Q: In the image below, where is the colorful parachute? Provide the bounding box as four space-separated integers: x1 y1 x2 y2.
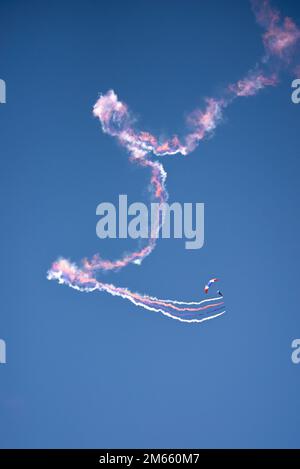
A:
204 278 219 294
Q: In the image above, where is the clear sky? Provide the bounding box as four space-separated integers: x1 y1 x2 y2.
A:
0 0 300 448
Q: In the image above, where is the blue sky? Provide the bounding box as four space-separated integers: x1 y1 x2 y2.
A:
0 0 300 448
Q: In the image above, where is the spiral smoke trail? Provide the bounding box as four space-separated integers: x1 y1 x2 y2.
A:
48 0 300 323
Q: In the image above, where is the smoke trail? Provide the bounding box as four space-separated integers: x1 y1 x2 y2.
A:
252 0 300 59
48 0 300 323
47 259 225 323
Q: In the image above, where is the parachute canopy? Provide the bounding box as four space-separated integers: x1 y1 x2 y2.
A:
204 278 219 294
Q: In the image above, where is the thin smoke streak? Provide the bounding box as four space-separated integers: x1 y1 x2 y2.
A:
47 268 225 323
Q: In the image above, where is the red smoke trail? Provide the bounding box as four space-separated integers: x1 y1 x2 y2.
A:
48 1 300 323
47 259 225 323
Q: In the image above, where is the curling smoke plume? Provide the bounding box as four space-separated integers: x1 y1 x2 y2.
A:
48 0 300 323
